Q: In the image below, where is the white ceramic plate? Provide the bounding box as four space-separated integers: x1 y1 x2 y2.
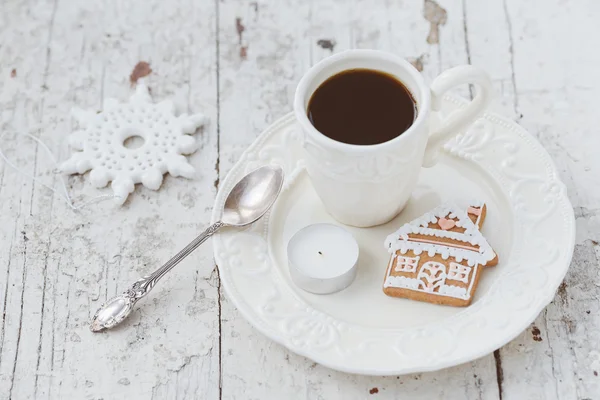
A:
212 96 575 375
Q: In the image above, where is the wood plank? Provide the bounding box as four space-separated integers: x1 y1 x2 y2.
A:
217 0 500 398
0 3 61 399
0 0 220 399
461 1 519 397
463 0 517 119
482 0 600 399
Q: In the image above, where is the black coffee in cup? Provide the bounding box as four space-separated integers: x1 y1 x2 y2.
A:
307 69 417 146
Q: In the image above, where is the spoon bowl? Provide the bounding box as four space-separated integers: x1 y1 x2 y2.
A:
223 165 284 226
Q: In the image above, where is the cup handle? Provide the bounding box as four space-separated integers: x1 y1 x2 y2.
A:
422 65 493 167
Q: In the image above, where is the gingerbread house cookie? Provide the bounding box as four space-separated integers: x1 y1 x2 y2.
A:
383 202 498 307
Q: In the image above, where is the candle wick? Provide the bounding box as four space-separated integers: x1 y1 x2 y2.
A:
318 251 323 255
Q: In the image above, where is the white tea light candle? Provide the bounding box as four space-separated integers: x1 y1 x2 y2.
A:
287 223 359 294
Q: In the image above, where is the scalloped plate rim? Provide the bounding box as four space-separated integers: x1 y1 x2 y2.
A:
211 96 576 375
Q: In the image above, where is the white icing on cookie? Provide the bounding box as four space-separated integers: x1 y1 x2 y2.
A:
437 284 468 298
383 275 470 300
468 199 485 208
384 203 496 267
384 275 420 290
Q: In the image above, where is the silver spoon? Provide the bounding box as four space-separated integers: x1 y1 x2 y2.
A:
90 165 284 332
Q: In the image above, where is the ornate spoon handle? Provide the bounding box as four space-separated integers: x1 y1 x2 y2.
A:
131 221 225 299
91 221 224 332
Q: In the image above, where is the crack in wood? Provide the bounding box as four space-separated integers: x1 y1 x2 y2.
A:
56 278 72 398
542 309 562 399
493 349 504 400
461 0 474 99
9 212 28 400
0 158 5 199
216 2 223 399
502 0 520 119
114 231 124 298
574 206 600 219
28 135 40 217
48 255 60 399
250 1 258 17
42 0 58 86
216 266 223 400
215 1 221 193
0 237 15 369
34 202 55 399
104 248 109 303
29 0 59 218
473 372 484 400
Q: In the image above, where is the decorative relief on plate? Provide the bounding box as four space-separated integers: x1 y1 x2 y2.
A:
393 326 458 363
258 288 352 356
442 97 567 300
244 125 304 175
443 119 495 162
221 233 271 276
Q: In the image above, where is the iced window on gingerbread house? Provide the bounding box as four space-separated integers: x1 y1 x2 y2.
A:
447 262 472 283
394 255 420 273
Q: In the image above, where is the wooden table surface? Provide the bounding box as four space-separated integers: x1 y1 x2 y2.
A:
0 0 598 399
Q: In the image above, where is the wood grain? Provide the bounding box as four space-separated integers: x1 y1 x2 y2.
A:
0 0 597 398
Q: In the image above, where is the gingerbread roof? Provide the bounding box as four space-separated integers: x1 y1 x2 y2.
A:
384 202 496 267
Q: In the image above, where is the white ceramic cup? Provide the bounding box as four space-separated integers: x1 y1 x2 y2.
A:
294 49 493 228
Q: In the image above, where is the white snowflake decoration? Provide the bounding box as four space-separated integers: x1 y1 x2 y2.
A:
61 83 206 205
